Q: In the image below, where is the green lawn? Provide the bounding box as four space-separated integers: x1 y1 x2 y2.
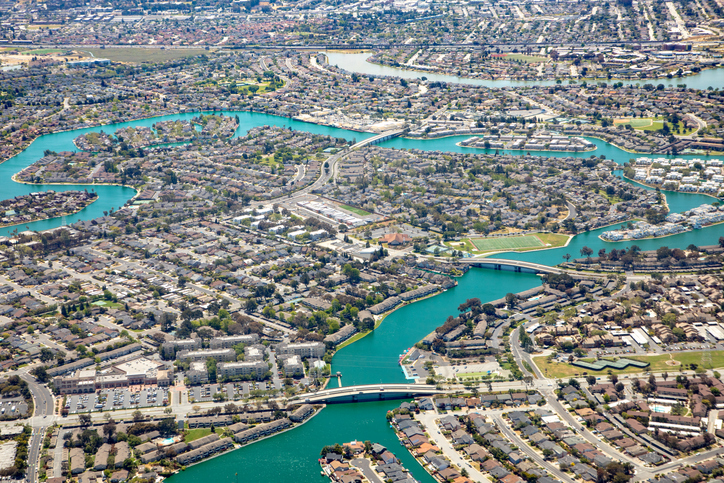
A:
445 239 477 253
533 351 724 379
91 300 124 309
340 204 371 216
614 117 697 136
505 53 548 63
471 235 543 251
535 233 570 247
25 48 65 55
81 48 213 63
184 428 224 443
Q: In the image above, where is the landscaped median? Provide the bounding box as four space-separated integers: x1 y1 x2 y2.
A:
533 351 724 378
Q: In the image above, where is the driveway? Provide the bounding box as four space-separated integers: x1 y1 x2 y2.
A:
351 457 385 483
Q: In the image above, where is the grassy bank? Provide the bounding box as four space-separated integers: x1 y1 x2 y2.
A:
533 351 724 378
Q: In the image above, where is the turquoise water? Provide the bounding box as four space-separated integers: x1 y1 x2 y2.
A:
4 110 720 239
0 112 372 237
166 268 539 483
326 52 724 90
4 105 723 483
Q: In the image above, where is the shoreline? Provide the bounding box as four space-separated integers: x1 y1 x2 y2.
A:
0 195 100 231
456 140 597 153
334 288 448 354
364 55 723 84
171 405 324 474
620 173 720 202
597 217 724 243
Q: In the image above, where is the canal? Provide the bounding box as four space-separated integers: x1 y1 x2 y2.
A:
325 51 724 91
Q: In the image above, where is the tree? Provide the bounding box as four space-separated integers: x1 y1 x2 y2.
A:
79 413 92 427
40 347 54 362
342 263 361 283
158 418 177 435
245 298 258 312
580 246 593 262
31 366 49 383
102 421 116 441
132 410 144 422
505 293 516 309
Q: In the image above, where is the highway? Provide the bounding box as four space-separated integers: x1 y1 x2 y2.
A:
28 40 724 51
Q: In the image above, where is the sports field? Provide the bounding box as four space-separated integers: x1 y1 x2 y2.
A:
340 204 371 216
505 53 548 63
471 235 544 251
614 118 654 128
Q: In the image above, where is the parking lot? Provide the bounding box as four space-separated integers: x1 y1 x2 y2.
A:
65 387 169 414
188 382 275 402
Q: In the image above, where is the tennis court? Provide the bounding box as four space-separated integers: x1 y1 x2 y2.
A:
471 235 544 251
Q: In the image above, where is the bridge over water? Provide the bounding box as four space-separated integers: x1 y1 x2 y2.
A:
291 384 444 404
459 258 563 274
351 129 405 149
457 258 608 278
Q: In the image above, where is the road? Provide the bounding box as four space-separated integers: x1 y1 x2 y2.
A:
510 325 545 379
491 414 576 483
20 371 55 483
26 425 47 483
415 410 490 482
564 201 577 221
542 387 653 480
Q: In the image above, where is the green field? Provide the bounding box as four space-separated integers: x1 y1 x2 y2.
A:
505 53 548 63
616 118 654 128
81 48 213 63
25 48 65 55
91 300 123 309
184 428 224 442
534 351 724 378
614 117 697 136
471 235 544 251
340 204 371 216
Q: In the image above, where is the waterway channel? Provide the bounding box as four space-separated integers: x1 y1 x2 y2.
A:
166 270 541 483
2 70 724 482
325 52 724 91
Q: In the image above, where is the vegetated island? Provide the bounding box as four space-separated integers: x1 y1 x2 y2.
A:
0 190 97 229
73 114 240 152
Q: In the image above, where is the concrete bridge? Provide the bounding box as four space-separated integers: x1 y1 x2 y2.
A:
458 258 608 278
351 129 405 149
459 258 564 274
291 384 444 404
